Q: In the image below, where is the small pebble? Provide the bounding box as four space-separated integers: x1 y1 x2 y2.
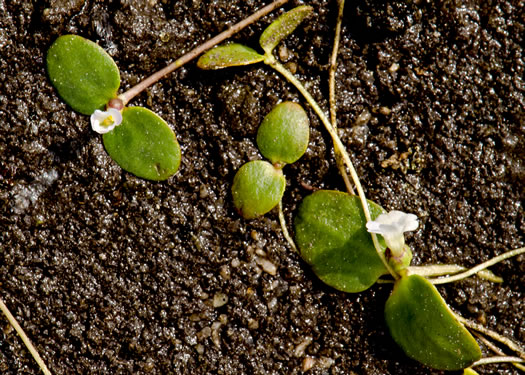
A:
213 292 228 308
255 256 277 275
302 357 316 371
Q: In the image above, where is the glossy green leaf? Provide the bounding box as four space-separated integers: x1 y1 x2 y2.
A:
294 190 387 292
197 43 264 70
257 101 309 166
232 160 286 219
259 5 313 55
385 274 481 370
103 107 181 181
47 35 120 115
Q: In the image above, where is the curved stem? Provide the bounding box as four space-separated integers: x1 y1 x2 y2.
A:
278 200 298 253
0 295 52 375
328 0 353 195
407 264 502 283
428 247 524 285
455 314 525 360
473 332 525 372
471 356 524 367
267 58 398 279
118 0 290 105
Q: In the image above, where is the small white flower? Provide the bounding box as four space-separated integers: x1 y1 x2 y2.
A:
90 108 122 134
366 210 419 257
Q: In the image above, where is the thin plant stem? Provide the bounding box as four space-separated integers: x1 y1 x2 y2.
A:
471 356 524 367
0 295 52 375
278 200 298 253
407 264 502 283
266 57 398 279
118 0 290 105
428 247 525 285
328 0 344 129
328 0 353 194
474 332 525 372
455 314 525 360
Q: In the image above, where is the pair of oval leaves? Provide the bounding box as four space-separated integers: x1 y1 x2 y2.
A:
47 35 180 180
197 5 313 70
294 190 481 370
232 102 309 219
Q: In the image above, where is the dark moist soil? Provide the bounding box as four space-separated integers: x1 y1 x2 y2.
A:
1 0 523 374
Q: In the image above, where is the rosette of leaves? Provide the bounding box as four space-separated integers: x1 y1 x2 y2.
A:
294 190 481 370
232 101 309 219
47 35 181 180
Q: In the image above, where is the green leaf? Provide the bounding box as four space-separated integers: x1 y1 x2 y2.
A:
385 274 481 370
259 5 313 55
47 35 120 115
294 190 387 292
197 43 264 70
257 101 309 165
103 107 181 181
232 160 286 219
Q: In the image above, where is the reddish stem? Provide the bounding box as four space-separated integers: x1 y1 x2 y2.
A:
118 0 290 105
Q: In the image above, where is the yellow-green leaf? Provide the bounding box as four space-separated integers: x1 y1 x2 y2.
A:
257 101 309 165
259 5 313 55
197 43 264 70
232 160 285 219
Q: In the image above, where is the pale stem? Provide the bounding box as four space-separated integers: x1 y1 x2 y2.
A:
471 356 524 367
278 200 298 253
455 314 525 359
118 0 290 105
267 58 398 279
328 0 344 128
428 247 524 285
328 0 353 194
407 264 502 283
0 296 52 375
473 332 525 372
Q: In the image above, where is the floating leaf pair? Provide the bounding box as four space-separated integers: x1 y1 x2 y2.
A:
232 101 309 219
47 35 181 180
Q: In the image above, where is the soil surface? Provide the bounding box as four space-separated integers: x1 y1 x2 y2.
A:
1 0 523 374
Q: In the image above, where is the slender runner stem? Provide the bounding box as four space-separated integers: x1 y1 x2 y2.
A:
118 0 290 105
471 356 524 367
267 57 398 279
456 314 525 360
0 296 52 375
428 247 524 285
328 0 353 194
278 201 298 253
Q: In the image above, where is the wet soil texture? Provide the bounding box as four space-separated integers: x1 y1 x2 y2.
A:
1 0 523 374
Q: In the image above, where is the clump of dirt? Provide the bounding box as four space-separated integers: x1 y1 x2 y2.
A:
0 1 523 374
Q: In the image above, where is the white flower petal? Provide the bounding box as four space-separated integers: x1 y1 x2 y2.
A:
107 108 122 126
365 221 384 233
90 108 123 134
366 210 419 257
